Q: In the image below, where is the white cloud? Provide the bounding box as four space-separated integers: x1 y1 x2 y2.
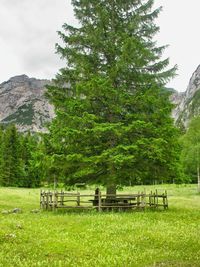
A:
0 0 75 82
155 0 200 91
0 0 200 92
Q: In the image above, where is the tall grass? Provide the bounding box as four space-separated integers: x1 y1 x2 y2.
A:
0 184 200 267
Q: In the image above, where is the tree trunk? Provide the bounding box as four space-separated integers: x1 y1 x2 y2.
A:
106 184 117 199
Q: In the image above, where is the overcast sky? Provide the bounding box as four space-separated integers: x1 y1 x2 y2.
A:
0 0 200 92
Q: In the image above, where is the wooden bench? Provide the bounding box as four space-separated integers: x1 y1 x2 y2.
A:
89 196 136 210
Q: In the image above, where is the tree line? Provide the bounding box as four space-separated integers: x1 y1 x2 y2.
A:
0 118 199 189
0 125 42 187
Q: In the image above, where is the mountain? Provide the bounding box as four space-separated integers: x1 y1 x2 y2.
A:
171 65 200 129
2 67 200 133
0 75 55 132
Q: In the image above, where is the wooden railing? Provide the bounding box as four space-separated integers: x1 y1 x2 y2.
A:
40 190 168 211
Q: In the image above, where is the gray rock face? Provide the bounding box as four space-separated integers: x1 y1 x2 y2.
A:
0 75 55 132
170 91 185 122
171 65 200 128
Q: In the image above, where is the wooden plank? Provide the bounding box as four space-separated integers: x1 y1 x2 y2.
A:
98 191 102 212
77 192 80 206
56 206 94 209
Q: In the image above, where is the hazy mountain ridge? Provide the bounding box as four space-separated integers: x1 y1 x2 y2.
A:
0 75 55 132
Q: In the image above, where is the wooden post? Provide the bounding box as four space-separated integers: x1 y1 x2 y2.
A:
46 191 49 211
156 189 158 208
77 192 80 206
40 190 42 209
53 191 58 211
162 192 165 209
49 191 52 210
148 191 151 207
98 190 102 212
137 191 140 209
144 189 146 209
165 190 168 209
53 191 56 211
149 191 152 207
60 190 62 206
41 190 45 210
94 188 99 208
153 192 156 208
141 191 145 209
43 191 45 210
61 190 64 206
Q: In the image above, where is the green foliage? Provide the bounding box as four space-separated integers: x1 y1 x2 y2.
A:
2 102 35 126
20 132 42 187
0 125 24 186
0 125 41 187
47 82 181 186
176 90 200 131
46 0 180 186
180 116 200 183
188 90 200 120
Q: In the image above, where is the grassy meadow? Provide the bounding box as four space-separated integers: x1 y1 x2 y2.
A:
0 184 200 267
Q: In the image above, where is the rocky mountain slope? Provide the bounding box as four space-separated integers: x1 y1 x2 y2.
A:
171 65 200 129
0 75 55 132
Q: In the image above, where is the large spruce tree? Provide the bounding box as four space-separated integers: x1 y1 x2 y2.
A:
47 0 180 192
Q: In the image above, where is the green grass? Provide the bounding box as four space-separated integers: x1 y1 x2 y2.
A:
0 185 200 267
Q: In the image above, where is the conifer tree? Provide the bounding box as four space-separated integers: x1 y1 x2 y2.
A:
0 125 24 186
0 126 42 188
180 116 200 191
47 0 180 191
20 132 41 187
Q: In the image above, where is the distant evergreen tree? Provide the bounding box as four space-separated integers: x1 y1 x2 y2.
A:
180 116 200 190
20 132 41 187
45 0 180 191
20 132 31 186
0 124 44 188
31 133 64 187
0 125 24 186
